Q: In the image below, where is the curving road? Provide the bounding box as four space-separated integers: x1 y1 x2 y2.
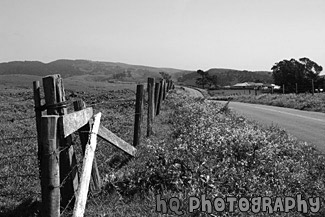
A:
178 86 325 152
177 86 204 98
216 101 325 152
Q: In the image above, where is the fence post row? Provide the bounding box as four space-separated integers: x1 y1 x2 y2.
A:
33 75 175 216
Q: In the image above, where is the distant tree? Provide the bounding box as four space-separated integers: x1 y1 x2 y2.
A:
196 69 209 88
209 75 218 87
271 57 323 93
159 71 172 81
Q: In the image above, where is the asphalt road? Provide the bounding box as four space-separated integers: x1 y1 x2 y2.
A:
178 86 205 98
177 86 325 152
216 101 325 152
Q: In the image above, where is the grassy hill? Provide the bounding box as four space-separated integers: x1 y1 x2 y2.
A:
0 60 274 89
176 68 273 87
0 59 186 90
0 59 184 82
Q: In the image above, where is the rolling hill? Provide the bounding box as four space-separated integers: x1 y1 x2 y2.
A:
0 59 274 89
0 59 183 81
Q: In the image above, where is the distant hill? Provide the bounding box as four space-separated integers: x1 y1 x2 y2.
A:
0 59 184 83
0 59 274 88
176 68 273 87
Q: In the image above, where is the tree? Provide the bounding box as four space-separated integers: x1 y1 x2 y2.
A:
196 69 209 89
271 57 323 93
159 71 172 81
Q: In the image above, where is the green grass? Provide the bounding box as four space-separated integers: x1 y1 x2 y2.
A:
1 85 325 216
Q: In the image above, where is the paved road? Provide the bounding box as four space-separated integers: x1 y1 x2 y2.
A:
177 86 204 98
215 101 325 152
178 86 325 152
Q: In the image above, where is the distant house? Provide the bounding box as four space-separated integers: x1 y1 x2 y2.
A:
232 82 264 89
262 84 281 90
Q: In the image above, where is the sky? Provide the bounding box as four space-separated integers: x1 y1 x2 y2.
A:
0 0 324 72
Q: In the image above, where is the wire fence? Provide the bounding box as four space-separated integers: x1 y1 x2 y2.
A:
0 78 172 216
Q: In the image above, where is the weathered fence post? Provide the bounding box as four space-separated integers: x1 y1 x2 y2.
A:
133 84 144 147
312 79 314 95
147 78 155 137
41 115 60 217
162 80 166 101
156 80 164 116
73 113 102 217
43 74 78 209
154 82 161 115
73 100 101 193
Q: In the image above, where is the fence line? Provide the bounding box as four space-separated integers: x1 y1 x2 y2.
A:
1 74 175 217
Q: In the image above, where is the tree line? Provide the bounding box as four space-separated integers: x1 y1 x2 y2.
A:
194 57 323 93
271 57 323 93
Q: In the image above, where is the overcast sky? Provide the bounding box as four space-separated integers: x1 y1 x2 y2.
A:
0 0 324 72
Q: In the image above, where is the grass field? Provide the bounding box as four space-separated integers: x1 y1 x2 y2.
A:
1 83 325 216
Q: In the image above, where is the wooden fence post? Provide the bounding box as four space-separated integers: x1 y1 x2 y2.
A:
73 100 102 193
312 79 314 95
41 115 60 217
154 82 161 116
133 84 144 147
147 78 155 137
73 113 102 217
43 74 78 209
156 80 163 116
162 80 166 101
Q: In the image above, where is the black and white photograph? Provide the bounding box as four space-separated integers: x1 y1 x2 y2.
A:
0 0 325 216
